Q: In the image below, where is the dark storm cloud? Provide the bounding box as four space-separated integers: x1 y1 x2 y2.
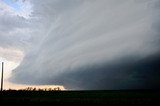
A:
52 54 160 90
11 53 160 90
10 0 160 90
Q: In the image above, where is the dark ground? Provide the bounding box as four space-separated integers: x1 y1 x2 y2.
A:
0 90 160 105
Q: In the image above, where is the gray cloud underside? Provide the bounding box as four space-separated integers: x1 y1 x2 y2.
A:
10 0 160 90
0 14 28 48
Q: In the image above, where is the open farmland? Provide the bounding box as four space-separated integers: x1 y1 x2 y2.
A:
0 90 160 105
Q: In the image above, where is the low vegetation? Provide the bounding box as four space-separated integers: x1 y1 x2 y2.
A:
6 87 61 91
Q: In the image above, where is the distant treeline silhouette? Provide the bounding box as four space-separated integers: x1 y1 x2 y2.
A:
5 87 61 91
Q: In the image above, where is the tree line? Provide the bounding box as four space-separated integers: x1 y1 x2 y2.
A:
5 87 61 91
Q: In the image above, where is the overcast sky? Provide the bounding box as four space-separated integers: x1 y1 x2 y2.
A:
0 0 160 90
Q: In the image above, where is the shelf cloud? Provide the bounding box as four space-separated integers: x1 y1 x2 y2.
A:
8 0 160 90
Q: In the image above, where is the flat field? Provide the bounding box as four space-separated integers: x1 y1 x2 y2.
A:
0 90 160 105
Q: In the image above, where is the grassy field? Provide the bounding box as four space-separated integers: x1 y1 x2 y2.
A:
0 90 160 104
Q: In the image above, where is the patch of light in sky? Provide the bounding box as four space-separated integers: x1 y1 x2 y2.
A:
3 0 32 19
3 0 21 11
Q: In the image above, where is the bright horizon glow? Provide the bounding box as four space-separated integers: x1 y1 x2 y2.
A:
4 81 65 90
